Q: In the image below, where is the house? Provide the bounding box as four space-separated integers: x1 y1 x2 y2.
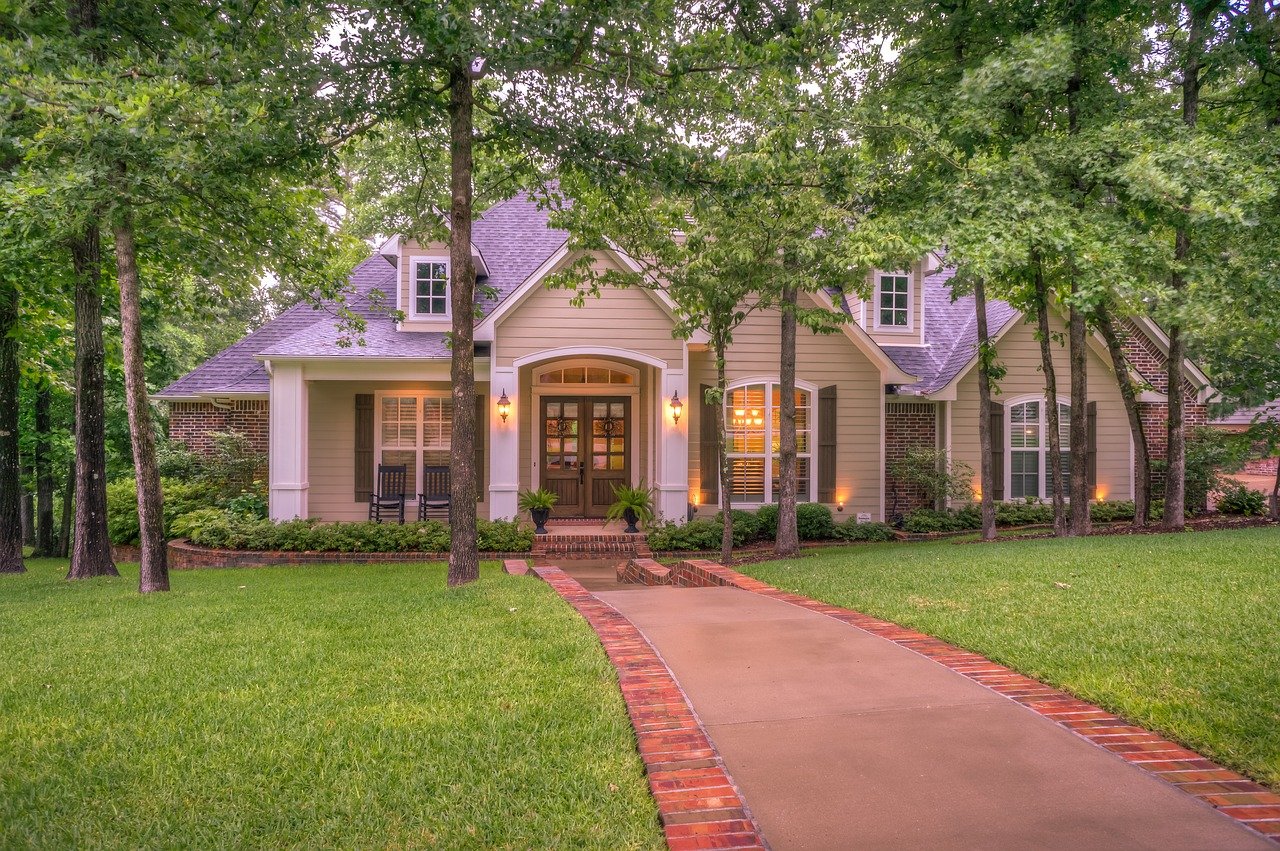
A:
156 192 1214 524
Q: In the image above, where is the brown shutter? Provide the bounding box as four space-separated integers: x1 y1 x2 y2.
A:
990 405 1005 502
699 384 719 505
1086 401 1098 491
818 385 837 503
475 394 486 500
354 394 374 502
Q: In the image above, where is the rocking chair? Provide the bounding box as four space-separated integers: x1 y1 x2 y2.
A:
369 464 407 524
418 465 451 522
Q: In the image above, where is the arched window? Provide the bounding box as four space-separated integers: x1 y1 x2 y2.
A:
725 382 814 504
1008 398 1071 500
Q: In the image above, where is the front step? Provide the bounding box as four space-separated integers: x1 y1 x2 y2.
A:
531 533 652 560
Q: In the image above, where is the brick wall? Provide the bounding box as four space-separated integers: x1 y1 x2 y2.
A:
1118 320 1207 488
168 399 270 457
885 401 938 516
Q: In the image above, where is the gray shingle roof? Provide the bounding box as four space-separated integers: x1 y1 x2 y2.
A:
158 193 569 398
1212 400 1280 427
881 267 1020 396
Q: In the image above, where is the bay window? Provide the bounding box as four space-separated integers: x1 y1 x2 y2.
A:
725 382 813 504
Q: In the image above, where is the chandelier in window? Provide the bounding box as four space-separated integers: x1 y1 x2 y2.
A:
731 408 764 427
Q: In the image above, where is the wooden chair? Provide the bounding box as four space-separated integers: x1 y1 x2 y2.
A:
369 464 407 524
418 465 451 522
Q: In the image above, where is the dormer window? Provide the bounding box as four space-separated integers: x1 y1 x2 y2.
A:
876 273 911 330
414 260 450 318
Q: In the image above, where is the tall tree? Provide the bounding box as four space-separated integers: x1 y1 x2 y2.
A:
0 276 22 573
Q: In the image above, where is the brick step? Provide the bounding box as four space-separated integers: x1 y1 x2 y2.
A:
531 534 652 559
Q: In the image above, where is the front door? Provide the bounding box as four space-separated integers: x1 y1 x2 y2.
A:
541 396 630 517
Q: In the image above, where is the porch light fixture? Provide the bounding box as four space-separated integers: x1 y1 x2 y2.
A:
669 390 683 424
497 389 511 424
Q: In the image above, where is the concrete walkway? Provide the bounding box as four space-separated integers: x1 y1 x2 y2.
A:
593 584 1272 851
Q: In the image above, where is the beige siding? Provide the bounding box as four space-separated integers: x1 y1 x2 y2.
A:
687 301 886 520
951 314 1133 501
495 252 684 368
307 379 491 521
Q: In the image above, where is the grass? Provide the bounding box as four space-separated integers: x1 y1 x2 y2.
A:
0 559 662 849
740 526 1280 790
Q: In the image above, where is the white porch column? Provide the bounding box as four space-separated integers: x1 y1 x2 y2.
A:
656 364 690 522
268 362 309 520
489 365 519 520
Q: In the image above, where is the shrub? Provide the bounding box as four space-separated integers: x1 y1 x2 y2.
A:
646 519 724 551
1089 501 1136 523
834 519 896 542
712 510 766 546
223 488 269 520
1216 484 1266 516
754 504 779 539
477 519 536 552
887 447 975 512
170 508 231 541
184 516 533 553
796 503 835 540
902 507 981 533
106 478 221 545
994 501 1054 527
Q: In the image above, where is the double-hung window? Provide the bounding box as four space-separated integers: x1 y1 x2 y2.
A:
1008 399 1071 500
725 382 813 504
877 273 911 329
379 394 454 498
414 260 449 318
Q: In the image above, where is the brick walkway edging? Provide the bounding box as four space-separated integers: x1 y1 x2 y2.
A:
522 561 769 851
684 561 1280 845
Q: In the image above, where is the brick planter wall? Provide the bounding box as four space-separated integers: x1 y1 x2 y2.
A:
1244 457 1279 476
168 400 269 457
885 402 937 518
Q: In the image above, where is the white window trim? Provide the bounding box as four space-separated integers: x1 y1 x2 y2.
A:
531 357 641 389
410 257 451 321
724 377 818 507
1004 394 1071 502
872 271 914 333
374 390 454 503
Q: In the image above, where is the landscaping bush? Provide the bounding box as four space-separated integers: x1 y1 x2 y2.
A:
754 504 779 539
993 501 1053 527
184 515 533 553
107 478 221 545
646 519 725 551
1089 501 1136 523
902 507 981 533
833 519 896 542
796 503 835 540
712 510 767 546
1216 484 1266 516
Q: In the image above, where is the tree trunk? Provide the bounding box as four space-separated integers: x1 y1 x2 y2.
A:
715 343 734 566
58 457 73 559
775 282 799 557
21 475 35 546
1096 305 1150 526
0 278 24 573
1033 262 1067 535
33 383 56 556
1271 454 1280 520
446 64 478 587
1068 299 1091 536
113 207 168 592
974 276 997 541
66 227 118 580
1165 1 1215 530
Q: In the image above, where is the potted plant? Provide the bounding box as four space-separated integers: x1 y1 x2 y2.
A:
606 482 655 534
517 488 558 535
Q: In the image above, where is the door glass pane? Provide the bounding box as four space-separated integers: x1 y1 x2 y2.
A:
610 455 625 470
564 402 578 419
563 439 577 454
546 455 561 470
587 367 609 383
564 367 586 383
593 455 607 470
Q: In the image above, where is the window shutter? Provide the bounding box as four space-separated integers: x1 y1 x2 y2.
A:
1086 401 1098 491
818 385 837 503
990 405 1005 502
354 394 374 502
699 384 719 505
475 394 486 500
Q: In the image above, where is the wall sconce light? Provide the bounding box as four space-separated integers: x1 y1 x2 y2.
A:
497 389 511 424
670 390 683 424
837 500 845 513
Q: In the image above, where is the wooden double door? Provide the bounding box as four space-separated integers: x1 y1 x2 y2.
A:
541 396 631 517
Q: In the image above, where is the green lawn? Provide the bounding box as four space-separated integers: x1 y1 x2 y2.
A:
0 559 662 849
741 527 1280 790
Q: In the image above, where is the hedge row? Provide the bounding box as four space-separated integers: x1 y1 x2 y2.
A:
900 499 1156 533
181 513 534 553
647 503 895 551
